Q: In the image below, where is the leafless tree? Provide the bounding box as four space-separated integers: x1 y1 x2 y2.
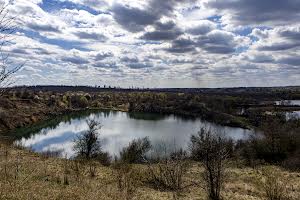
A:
0 0 23 95
120 137 152 164
73 119 102 159
190 127 231 200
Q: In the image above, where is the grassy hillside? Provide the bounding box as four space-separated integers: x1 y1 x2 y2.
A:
1 144 299 200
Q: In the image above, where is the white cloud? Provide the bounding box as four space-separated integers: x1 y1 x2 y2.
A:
2 0 299 87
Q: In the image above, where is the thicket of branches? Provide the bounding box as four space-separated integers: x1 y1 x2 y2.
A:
73 119 103 159
0 0 22 95
190 128 231 200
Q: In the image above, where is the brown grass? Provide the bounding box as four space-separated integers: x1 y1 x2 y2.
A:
0 144 299 200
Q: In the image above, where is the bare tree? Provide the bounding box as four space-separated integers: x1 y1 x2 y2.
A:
0 0 22 95
190 127 231 200
120 137 152 164
73 119 102 159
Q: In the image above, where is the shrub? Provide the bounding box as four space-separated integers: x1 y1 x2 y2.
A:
146 153 190 191
190 127 230 200
120 137 152 163
70 95 89 108
95 151 111 166
73 119 102 159
112 162 139 200
257 166 292 200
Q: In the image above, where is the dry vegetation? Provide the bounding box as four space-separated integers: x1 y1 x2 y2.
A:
0 143 299 200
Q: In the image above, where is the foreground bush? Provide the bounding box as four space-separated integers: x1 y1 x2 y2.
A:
190 128 230 200
146 151 190 191
73 119 109 162
112 162 140 200
257 166 293 200
120 137 152 163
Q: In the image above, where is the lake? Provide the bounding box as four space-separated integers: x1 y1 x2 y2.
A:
275 100 300 106
14 110 255 158
285 111 300 120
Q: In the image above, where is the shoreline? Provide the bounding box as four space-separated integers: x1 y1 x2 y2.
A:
1 105 252 140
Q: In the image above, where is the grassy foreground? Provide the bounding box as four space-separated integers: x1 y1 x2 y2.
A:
0 143 299 200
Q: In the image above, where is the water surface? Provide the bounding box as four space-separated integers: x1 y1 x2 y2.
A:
14 110 254 158
275 100 300 106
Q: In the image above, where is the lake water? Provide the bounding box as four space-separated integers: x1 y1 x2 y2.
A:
14 110 255 158
275 100 300 106
285 111 300 120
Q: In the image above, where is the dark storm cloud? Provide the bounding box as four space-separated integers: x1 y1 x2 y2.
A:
74 31 107 42
111 3 159 32
27 22 61 33
206 0 300 25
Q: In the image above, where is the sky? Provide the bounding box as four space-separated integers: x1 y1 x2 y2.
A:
2 0 300 88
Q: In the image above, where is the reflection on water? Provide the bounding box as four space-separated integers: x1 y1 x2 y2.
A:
14 111 255 158
285 111 300 120
275 100 300 106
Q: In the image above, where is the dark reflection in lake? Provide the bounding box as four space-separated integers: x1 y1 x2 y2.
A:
14 111 255 158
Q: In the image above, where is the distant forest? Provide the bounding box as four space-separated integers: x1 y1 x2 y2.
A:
8 85 300 100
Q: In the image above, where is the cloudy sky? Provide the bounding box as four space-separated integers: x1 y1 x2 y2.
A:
2 0 300 88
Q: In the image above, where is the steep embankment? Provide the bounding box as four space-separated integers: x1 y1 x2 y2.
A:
0 90 252 135
0 97 70 135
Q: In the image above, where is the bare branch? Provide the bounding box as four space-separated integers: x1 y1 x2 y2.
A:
0 0 23 96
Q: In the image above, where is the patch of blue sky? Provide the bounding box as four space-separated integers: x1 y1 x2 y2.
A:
39 0 100 15
207 15 222 23
234 27 253 36
22 29 90 52
235 46 249 54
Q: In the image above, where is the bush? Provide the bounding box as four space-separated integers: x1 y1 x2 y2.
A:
120 137 152 163
257 166 292 200
73 119 102 159
190 127 230 200
95 151 111 166
146 153 190 191
112 162 139 200
237 119 300 170
70 95 89 108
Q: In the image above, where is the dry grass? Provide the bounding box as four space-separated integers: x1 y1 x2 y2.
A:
0 144 299 200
